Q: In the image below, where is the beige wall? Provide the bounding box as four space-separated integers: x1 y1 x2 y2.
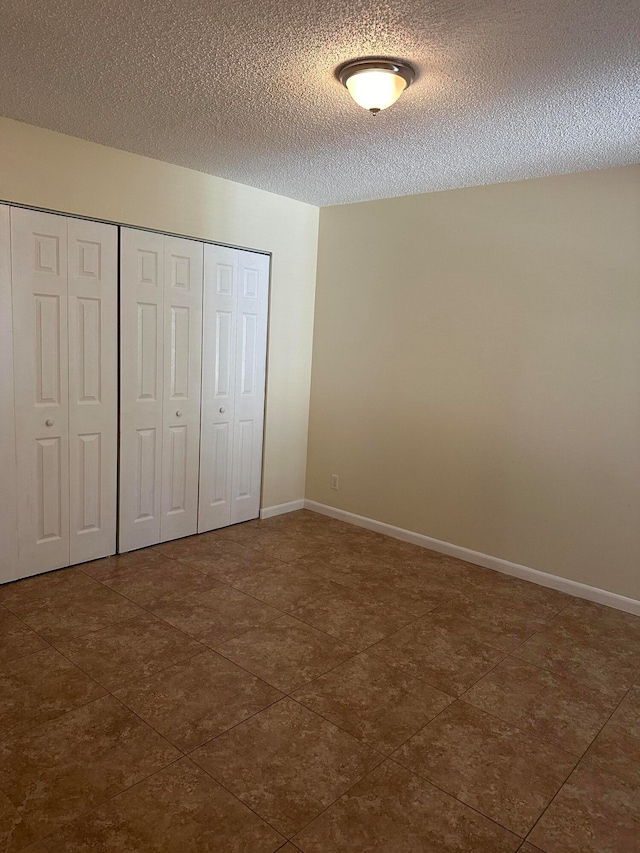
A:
307 166 640 600
0 117 319 509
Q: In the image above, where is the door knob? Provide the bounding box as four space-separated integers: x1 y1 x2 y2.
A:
219 407 226 413
45 419 54 427
176 410 183 417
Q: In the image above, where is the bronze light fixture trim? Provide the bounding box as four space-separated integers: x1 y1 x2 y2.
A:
336 57 416 115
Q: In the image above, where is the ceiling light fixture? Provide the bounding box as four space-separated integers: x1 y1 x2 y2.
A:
337 58 416 115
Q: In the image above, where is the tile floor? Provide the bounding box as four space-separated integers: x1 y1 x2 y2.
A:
0 510 638 851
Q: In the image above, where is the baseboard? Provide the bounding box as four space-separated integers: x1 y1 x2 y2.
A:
260 499 305 520
303 500 640 617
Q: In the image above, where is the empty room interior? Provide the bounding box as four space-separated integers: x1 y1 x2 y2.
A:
0 1 639 851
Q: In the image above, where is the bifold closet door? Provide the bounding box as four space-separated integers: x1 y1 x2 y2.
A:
9 207 117 578
67 218 118 564
161 237 203 542
199 245 269 531
0 205 19 584
119 229 203 552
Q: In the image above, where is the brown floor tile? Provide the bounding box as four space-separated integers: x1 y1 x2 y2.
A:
293 652 453 754
232 529 334 562
514 600 640 699
607 683 640 735
393 701 576 836
415 553 498 591
254 521 344 550
53 613 205 691
291 588 414 651
158 537 284 584
215 519 262 543
18 844 49 853
463 657 617 755
231 564 343 612
528 763 640 852
561 598 640 642
0 695 180 839
422 593 557 652
459 570 572 618
44 758 285 852
293 547 391 585
293 760 520 852
238 511 348 542
297 551 458 617
518 846 544 852
582 684 640 785
0 566 95 609
355 563 462 617
327 528 413 558
187 551 284 584
0 606 48 664
192 698 381 837
116 650 282 752
82 548 167 575
0 788 38 852
0 647 105 736
154 582 282 645
152 533 221 560
6 577 144 642
302 545 368 573
216 615 356 693
280 510 352 535
81 556 219 611
370 619 505 696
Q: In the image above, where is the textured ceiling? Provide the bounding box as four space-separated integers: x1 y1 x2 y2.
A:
1 0 639 206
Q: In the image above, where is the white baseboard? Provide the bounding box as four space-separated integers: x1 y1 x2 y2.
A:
260 499 305 520
304 500 640 617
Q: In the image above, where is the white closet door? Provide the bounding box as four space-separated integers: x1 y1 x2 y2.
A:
0 205 19 584
68 218 118 564
11 208 70 575
230 251 269 524
119 228 164 551
199 245 269 531
160 237 203 541
199 245 238 531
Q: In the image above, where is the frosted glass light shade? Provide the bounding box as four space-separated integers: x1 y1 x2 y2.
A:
337 58 415 115
345 69 407 113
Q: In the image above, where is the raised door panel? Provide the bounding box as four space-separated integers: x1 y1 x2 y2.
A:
0 205 19 583
68 218 118 564
11 208 70 575
199 245 237 531
230 251 269 524
160 236 203 541
119 228 164 551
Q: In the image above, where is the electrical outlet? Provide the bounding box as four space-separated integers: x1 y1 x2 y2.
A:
330 474 340 490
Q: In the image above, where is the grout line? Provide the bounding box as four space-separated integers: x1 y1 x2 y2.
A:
33 751 187 849
384 753 529 841
522 676 638 844
185 750 288 842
